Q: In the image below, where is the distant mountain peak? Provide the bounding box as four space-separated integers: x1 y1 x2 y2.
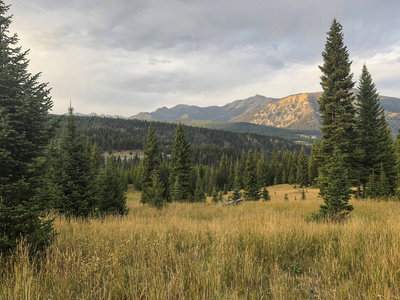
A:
130 91 400 135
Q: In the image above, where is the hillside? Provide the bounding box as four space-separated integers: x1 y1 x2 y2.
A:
59 115 305 166
232 92 322 130
182 121 321 144
132 92 400 134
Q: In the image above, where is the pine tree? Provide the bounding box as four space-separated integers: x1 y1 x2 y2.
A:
211 189 219 203
261 187 271 201
140 125 159 204
56 106 96 218
147 170 166 209
317 149 354 221
355 64 396 196
296 147 309 188
98 155 129 215
243 151 260 201
308 142 320 186
169 123 193 201
193 171 206 202
318 19 358 183
0 2 55 254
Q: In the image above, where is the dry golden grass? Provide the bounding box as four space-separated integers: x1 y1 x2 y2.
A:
1 185 400 299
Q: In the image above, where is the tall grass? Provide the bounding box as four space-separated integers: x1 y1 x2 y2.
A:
1 185 400 299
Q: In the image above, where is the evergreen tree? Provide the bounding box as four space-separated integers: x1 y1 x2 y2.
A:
308 142 320 186
141 125 159 204
317 149 354 221
215 153 228 190
57 106 97 218
193 171 206 202
296 147 309 188
243 151 260 201
211 189 219 203
261 187 271 201
0 2 55 254
318 19 358 183
355 64 396 196
169 123 193 201
147 170 166 209
98 155 129 215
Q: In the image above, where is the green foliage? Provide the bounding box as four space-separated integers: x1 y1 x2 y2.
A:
193 171 206 203
98 156 129 215
243 151 261 201
231 188 242 201
141 125 159 204
301 190 306 200
211 189 219 203
308 142 320 186
56 107 97 218
147 171 167 209
318 19 358 182
261 187 271 201
296 147 309 188
356 64 396 196
0 2 55 255
169 123 193 201
316 149 354 221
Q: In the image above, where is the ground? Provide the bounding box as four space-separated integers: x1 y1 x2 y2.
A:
1 184 400 299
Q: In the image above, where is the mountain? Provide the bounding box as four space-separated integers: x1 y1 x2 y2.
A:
232 92 322 130
131 95 278 122
132 92 400 135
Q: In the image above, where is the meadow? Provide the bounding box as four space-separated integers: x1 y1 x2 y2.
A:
1 185 400 299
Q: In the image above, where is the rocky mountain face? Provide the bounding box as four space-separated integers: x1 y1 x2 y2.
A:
232 92 322 130
132 92 400 134
131 95 277 122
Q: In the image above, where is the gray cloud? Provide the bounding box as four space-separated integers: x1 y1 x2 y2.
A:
8 0 400 116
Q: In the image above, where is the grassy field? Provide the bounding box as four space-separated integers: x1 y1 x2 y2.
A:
1 185 400 299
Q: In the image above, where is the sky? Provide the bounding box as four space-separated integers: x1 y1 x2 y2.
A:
8 0 400 117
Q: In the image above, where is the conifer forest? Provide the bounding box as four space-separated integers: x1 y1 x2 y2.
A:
2 1 400 298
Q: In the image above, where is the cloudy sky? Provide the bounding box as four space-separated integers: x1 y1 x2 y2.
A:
8 0 400 116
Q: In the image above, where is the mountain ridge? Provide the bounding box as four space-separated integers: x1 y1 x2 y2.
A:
131 91 400 134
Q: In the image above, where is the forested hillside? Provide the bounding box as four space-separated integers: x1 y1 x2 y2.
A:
55 115 305 165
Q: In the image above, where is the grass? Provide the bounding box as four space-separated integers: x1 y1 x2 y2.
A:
1 185 400 299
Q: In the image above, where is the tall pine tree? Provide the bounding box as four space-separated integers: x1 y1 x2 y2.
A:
140 124 159 204
56 106 97 218
296 147 309 188
355 64 396 196
243 151 260 201
318 19 358 185
0 1 55 254
169 122 193 201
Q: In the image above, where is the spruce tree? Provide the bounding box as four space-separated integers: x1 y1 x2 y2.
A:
261 187 271 201
56 106 96 218
296 147 309 188
317 149 354 221
355 64 396 196
308 142 320 186
169 123 193 201
243 151 261 201
147 170 166 209
141 125 159 204
318 19 358 183
193 171 206 202
98 155 129 215
0 2 55 254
